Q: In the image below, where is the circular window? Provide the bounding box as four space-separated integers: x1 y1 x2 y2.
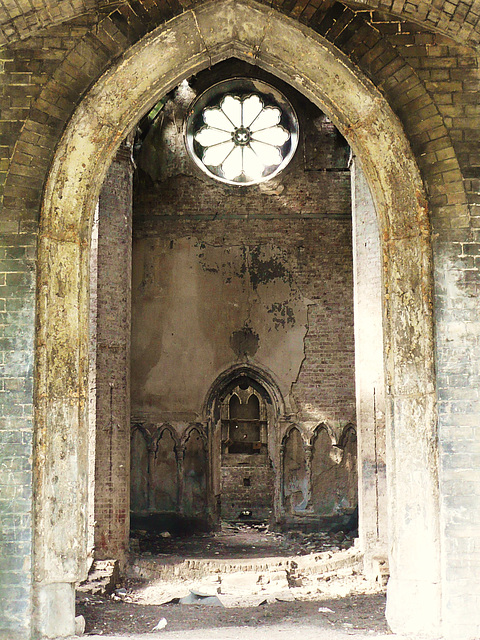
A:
186 78 299 186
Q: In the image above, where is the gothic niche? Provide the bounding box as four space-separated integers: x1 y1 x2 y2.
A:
219 376 274 521
282 427 308 514
311 426 339 515
183 427 208 518
130 425 179 519
130 426 150 514
311 424 358 517
151 428 178 513
280 423 358 525
130 422 209 531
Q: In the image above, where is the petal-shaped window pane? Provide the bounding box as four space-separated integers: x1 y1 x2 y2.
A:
249 107 281 132
251 125 290 147
203 107 234 132
242 95 263 128
203 141 235 167
243 145 265 181
250 141 282 167
221 95 242 128
195 127 232 146
222 146 243 181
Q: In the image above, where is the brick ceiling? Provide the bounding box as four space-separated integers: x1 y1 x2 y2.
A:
0 0 479 48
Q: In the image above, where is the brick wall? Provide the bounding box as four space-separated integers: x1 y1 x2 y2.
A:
94 146 133 566
0 222 35 639
132 74 355 433
220 463 274 521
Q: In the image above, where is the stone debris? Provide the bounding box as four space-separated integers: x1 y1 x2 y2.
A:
179 590 225 606
75 614 85 635
286 560 304 588
120 524 374 613
152 617 168 631
77 559 120 595
129 522 357 561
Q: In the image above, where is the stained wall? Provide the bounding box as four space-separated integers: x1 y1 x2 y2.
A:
130 68 358 526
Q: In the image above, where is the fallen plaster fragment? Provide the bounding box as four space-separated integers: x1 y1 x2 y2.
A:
179 590 225 606
152 617 167 631
75 615 85 635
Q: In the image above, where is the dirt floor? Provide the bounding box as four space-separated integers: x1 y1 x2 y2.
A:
128 521 354 559
77 592 389 637
77 524 390 637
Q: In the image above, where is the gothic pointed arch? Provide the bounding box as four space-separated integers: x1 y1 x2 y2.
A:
35 2 439 635
337 423 357 450
281 425 308 514
311 422 336 447
204 363 285 421
181 423 208 519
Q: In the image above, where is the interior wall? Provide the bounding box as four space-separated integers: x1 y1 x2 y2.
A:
130 67 357 527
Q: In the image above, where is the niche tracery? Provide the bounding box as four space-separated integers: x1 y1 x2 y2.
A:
216 373 275 521
130 422 208 522
221 379 268 455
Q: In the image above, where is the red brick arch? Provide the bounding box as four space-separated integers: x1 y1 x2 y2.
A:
1 0 479 47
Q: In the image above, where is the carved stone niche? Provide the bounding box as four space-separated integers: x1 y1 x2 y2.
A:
220 377 268 457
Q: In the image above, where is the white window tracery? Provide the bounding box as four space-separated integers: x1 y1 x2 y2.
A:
194 94 290 183
186 79 298 186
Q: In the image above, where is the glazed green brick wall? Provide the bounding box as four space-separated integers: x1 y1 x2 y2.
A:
386 28 480 636
0 222 36 640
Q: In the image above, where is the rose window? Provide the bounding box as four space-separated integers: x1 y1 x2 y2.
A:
186 79 299 186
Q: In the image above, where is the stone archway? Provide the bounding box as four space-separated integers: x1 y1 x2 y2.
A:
35 1 439 636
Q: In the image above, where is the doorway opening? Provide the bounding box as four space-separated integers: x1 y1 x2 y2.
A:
217 374 274 523
127 59 359 544
37 5 439 636
84 62 367 617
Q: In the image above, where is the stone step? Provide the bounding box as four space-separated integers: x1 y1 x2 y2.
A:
127 546 363 582
77 559 120 595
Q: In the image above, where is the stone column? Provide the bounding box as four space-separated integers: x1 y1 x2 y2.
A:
303 443 313 511
176 445 185 515
351 158 388 574
277 442 286 520
93 141 134 567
